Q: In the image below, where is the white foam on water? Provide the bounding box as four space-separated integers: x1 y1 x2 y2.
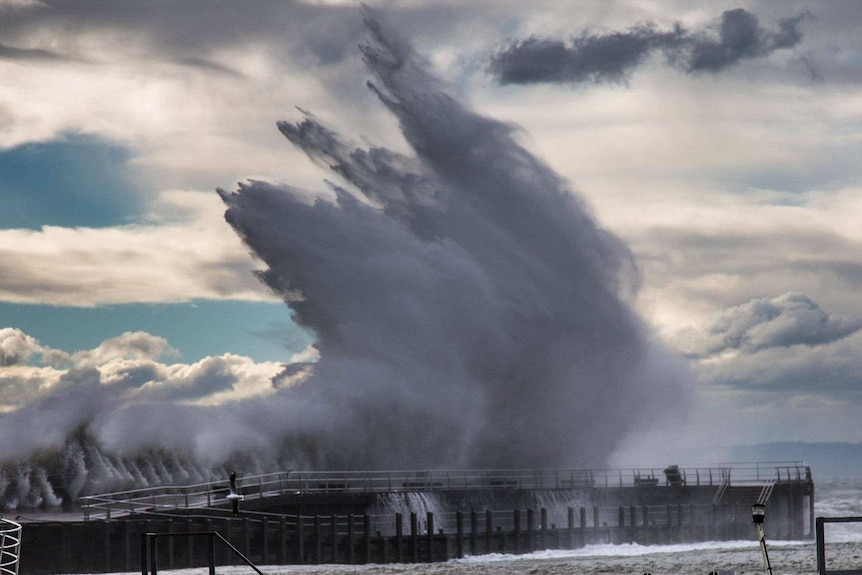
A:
454 539 812 563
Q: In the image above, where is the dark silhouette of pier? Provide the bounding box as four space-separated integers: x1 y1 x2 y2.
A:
17 463 814 574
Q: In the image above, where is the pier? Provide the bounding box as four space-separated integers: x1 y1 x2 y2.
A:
18 462 813 574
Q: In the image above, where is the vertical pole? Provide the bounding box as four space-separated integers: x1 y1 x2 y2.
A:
396 513 404 563
364 514 371 564
187 519 194 568
755 522 774 575
314 515 321 564
567 507 574 549
513 509 521 554
348 514 356 564
810 485 816 538
168 522 175 570
579 507 586 547
105 520 112 572
426 512 434 562
618 506 625 545
470 510 478 555
666 504 672 544
816 518 825 575
526 509 533 552
262 517 269 565
124 520 132 572
298 516 305 564
541 508 547 549
140 533 148 575
280 517 287 564
456 511 464 559
331 514 338 564
150 534 158 575
593 507 600 543
208 533 215 575
641 505 655 545
410 512 419 563
485 510 493 554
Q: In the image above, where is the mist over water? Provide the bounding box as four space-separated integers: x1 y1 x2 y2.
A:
0 10 687 507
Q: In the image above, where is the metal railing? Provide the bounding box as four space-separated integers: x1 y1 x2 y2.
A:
141 531 263 575
80 462 810 521
0 519 22 575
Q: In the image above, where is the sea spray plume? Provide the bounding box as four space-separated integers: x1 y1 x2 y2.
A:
220 10 684 468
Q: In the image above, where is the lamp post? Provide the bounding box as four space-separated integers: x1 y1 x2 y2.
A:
752 503 773 575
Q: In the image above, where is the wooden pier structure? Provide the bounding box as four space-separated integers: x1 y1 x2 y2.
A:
18 462 813 574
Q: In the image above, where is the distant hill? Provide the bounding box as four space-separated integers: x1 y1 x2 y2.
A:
727 442 862 479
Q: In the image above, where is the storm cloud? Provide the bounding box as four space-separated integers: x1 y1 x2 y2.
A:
489 8 807 86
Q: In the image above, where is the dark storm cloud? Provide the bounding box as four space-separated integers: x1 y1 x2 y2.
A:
489 8 807 86
489 24 683 85
685 10 807 73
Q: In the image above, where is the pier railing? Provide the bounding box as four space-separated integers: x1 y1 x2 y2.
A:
80 462 809 521
0 518 22 575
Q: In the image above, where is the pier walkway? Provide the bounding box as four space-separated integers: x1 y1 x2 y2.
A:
79 462 810 521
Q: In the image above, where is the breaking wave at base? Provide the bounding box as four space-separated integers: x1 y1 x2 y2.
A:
376 492 451 531
0 430 277 510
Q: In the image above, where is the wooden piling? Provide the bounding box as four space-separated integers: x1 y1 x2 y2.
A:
410 512 419 563
395 513 404 563
485 510 493 553
426 512 434 562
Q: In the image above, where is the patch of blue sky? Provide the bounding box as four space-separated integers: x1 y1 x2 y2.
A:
0 300 313 364
0 132 145 230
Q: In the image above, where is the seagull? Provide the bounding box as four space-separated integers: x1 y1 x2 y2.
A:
226 471 244 516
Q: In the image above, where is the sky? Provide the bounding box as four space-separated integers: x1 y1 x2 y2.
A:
1 0 862 479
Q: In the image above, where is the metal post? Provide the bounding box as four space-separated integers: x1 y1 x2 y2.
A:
141 533 148 575
816 517 825 575
755 522 773 575
753 504 773 575
208 533 216 575
149 534 158 575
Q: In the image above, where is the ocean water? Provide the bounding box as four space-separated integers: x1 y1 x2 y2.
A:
74 479 862 575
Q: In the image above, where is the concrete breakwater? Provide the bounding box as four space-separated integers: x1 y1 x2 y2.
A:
18 464 814 574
